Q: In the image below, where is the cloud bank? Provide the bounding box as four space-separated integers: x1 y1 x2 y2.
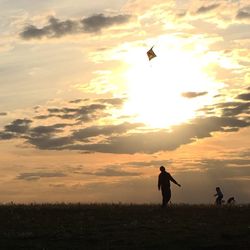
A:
20 14 132 39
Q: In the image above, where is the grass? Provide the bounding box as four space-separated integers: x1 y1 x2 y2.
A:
0 203 249 249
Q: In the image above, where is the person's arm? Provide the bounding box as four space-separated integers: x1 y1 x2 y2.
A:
169 174 181 187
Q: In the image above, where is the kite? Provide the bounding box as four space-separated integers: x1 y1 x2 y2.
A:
147 46 157 61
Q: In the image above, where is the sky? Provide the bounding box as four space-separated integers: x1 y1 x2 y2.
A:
0 0 249 204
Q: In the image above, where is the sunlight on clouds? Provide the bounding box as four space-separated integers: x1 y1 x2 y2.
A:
121 35 225 128
75 70 120 94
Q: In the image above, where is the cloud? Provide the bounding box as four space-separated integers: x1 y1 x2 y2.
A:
29 123 68 136
20 17 78 39
62 116 250 154
236 6 250 19
123 159 172 168
4 119 32 134
220 24 250 40
24 122 143 150
34 98 125 121
222 102 250 116
96 97 125 107
196 4 220 14
1 95 249 154
17 171 67 181
69 99 87 104
26 135 73 150
202 92 250 117
237 93 250 101
81 14 131 33
181 91 208 98
0 132 16 140
20 14 132 39
35 104 107 121
200 158 250 168
0 112 7 116
34 115 51 120
198 158 250 181
72 122 143 141
83 167 141 177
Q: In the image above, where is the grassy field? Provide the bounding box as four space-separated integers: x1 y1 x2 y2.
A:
0 203 249 250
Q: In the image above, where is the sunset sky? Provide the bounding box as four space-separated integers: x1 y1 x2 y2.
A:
0 0 249 204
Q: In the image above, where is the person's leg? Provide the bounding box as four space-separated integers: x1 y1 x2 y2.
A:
216 197 219 205
161 189 166 207
162 188 171 207
216 197 222 205
218 197 223 205
165 189 171 205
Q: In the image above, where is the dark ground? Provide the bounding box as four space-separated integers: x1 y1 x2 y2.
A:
0 203 249 250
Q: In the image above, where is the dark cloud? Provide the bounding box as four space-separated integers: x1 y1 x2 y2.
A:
236 6 250 19
29 123 68 136
20 17 79 39
0 119 70 144
83 167 141 177
81 13 131 33
1 96 249 154
237 93 250 101
69 99 87 104
34 98 124 122
201 98 250 117
26 135 73 150
64 104 107 121
181 91 208 98
0 132 16 140
222 102 250 116
47 108 62 113
24 122 143 150
72 122 143 141
196 4 220 14
96 97 125 107
21 25 48 39
4 119 32 134
47 104 107 121
33 103 107 121
34 115 52 120
20 14 131 39
17 171 66 181
216 101 243 108
176 12 187 18
62 116 250 154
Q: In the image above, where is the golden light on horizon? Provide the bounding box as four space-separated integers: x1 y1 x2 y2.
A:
121 37 224 128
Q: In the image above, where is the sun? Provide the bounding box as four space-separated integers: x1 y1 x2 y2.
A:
121 38 222 128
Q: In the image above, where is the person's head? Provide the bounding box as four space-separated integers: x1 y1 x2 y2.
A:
216 187 220 192
160 166 165 172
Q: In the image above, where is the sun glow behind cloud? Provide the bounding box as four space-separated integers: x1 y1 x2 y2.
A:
121 36 224 128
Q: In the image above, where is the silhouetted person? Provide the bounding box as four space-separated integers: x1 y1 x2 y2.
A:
214 187 223 205
227 197 235 205
158 166 181 207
